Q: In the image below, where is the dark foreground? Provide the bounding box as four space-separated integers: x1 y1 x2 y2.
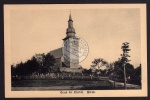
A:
12 79 141 91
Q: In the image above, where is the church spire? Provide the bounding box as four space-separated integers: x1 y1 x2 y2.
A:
69 11 72 21
66 12 75 37
63 12 76 40
68 12 73 28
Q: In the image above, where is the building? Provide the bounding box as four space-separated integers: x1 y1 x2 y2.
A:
50 13 83 73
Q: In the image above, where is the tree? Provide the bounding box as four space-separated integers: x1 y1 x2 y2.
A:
43 53 56 73
91 58 108 76
11 51 58 77
107 61 121 88
34 53 45 67
134 64 141 79
11 64 16 77
43 53 56 67
121 42 131 89
82 68 92 75
107 62 115 76
125 63 134 78
100 69 107 76
133 64 141 85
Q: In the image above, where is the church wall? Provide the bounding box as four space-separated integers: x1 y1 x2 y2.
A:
70 63 79 68
63 38 80 68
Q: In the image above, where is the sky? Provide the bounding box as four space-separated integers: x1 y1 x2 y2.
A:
9 5 141 69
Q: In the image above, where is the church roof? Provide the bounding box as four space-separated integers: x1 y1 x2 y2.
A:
50 48 63 59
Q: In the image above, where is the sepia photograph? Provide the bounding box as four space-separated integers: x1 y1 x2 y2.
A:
4 4 147 98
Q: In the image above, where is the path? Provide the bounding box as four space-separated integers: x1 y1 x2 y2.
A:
109 80 141 89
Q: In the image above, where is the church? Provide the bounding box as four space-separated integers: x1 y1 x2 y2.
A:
50 13 83 73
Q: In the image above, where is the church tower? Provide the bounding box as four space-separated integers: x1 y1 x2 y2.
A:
66 13 76 37
62 13 80 68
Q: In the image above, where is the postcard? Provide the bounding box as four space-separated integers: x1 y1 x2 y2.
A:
4 4 147 98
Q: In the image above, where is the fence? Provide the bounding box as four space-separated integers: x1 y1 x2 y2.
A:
12 73 109 81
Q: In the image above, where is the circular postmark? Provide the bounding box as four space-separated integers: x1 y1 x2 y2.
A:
62 36 89 63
